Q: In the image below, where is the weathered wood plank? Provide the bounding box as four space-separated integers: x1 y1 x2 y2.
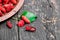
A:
50 0 60 40
0 15 18 40
0 0 60 40
41 0 56 40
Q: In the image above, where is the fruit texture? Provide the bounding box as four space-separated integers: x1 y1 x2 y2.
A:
0 6 6 13
25 26 36 32
0 11 3 17
3 0 9 4
17 20 25 27
0 0 2 3
11 0 17 4
22 16 30 24
6 21 13 29
4 3 14 12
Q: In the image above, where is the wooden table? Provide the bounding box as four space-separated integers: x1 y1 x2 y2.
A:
0 0 60 40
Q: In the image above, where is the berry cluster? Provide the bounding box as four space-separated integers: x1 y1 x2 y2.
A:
0 0 17 17
6 20 36 32
6 10 37 32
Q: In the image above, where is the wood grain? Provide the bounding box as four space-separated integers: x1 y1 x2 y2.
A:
0 0 60 40
0 18 18 40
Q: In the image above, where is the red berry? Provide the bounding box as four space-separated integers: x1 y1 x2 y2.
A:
6 21 13 29
22 16 30 24
25 26 36 32
25 26 31 31
0 11 3 17
11 0 17 5
17 20 25 27
0 4 2 6
3 0 9 4
0 6 6 13
4 3 14 12
30 27 36 32
0 0 2 3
